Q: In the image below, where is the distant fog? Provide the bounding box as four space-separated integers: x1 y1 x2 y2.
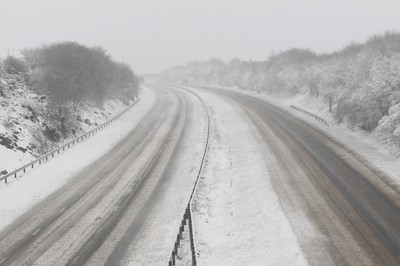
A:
1 0 400 74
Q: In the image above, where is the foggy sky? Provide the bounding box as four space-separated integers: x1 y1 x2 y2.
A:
1 0 400 74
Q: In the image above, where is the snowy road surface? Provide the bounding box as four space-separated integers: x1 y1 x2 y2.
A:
191 86 400 265
0 86 206 265
0 85 399 265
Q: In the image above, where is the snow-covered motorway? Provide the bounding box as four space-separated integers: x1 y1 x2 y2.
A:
191 86 400 265
0 85 400 266
0 87 206 265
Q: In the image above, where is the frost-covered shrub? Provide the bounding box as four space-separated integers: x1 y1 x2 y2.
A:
22 42 139 106
162 31 400 136
377 103 400 146
3 56 27 76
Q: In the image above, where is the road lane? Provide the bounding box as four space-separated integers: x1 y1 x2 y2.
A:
196 86 400 265
70 90 190 266
0 90 170 265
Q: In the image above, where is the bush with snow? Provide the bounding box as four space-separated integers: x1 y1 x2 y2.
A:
0 42 141 172
162 31 400 142
377 103 400 146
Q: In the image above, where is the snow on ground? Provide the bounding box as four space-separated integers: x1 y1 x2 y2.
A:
277 93 400 189
125 87 208 265
0 87 155 230
0 98 132 174
0 145 33 176
174 224 192 266
0 72 134 175
203 85 400 189
78 98 131 133
191 89 308 265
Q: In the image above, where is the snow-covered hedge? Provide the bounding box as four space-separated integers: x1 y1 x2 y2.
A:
162 31 400 143
0 42 141 167
22 42 140 106
377 103 400 146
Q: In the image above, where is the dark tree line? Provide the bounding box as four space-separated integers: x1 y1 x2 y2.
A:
22 42 139 106
0 42 140 152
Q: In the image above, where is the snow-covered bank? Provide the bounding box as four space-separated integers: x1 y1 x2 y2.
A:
0 87 155 230
191 89 308 265
203 85 400 189
275 93 400 188
162 33 400 147
0 73 137 176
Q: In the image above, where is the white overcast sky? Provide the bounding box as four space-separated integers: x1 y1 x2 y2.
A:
0 0 400 74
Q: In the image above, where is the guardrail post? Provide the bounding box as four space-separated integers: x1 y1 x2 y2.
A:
192 253 197 265
23 168 26 173
14 172 17 178
172 251 176 264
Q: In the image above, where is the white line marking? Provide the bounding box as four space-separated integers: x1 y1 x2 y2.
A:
32 228 41 236
0 257 8 264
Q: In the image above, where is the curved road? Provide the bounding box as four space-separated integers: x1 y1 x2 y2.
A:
195 86 400 265
1 84 399 265
0 87 206 266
